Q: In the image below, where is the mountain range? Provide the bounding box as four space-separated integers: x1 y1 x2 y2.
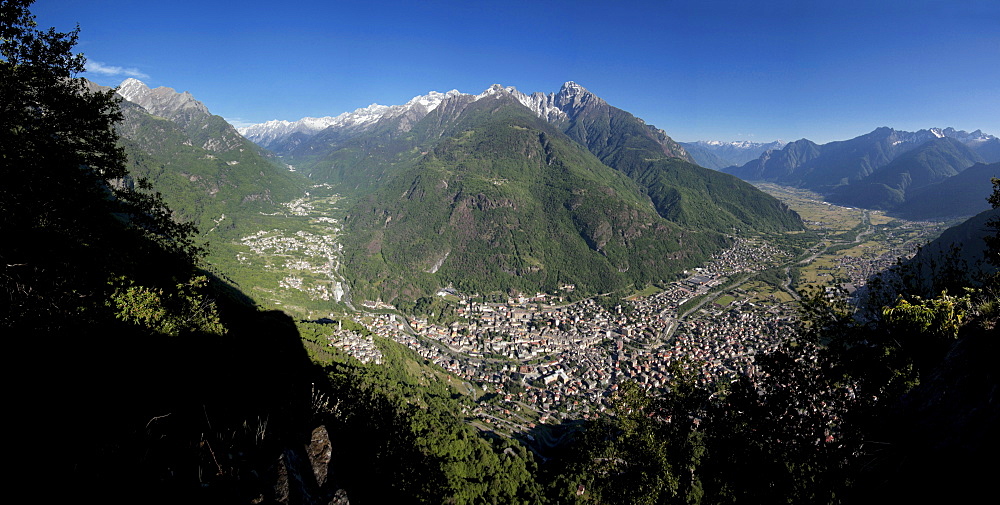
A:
234 81 803 300
242 82 800 231
722 126 999 218
680 140 787 170
111 76 998 303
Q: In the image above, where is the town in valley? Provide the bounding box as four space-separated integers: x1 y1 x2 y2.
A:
229 184 948 441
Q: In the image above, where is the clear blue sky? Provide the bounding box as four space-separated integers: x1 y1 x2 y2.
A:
32 0 1000 144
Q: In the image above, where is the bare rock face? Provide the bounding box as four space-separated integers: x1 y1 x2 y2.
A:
273 425 349 505
307 425 333 487
117 78 211 127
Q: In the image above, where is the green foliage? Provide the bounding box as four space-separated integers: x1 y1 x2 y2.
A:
107 274 225 336
986 176 1000 268
756 266 792 289
883 291 970 341
397 296 463 325
2 0 203 331
542 370 711 505
316 336 543 504
594 293 633 315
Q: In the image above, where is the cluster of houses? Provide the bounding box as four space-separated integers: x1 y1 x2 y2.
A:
324 238 805 434
326 328 383 364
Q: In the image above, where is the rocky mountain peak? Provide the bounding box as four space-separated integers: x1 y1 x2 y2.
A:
402 89 462 114
473 84 567 123
116 77 150 102
115 78 210 127
553 81 605 117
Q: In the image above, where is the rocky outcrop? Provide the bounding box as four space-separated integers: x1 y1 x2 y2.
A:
274 426 350 505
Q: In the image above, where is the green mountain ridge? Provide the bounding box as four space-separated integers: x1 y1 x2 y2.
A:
98 80 306 239
552 85 804 234
341 93 728 301
278 82 803 237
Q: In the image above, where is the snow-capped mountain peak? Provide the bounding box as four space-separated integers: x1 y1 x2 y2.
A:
116 77 151 103
475 83 512 100
691 139 787 150
474 84 568 122
238 89 464 149
405 89 462 112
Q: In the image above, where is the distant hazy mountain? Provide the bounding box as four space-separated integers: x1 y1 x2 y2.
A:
969 138 1000 163
828 137 985 210
109 79 303 235
680 140 786 170
891 162 999 220
727 127 942 189
725 126 997 218
238 90 462 154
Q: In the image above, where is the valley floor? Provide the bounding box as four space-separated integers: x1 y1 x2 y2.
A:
211 183 953 442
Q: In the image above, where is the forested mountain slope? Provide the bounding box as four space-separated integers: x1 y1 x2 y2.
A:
891 162 999 219
341 92 728 301
101 79 306 237
551 83 804 234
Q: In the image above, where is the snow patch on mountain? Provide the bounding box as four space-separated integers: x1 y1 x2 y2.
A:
238 89 461 148
694 140 787 150
474 84 568 122
117 77 150 103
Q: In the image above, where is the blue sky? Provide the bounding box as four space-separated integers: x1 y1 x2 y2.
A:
32 0 1000 144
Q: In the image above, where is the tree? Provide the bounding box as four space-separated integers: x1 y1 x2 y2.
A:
1 0 199 332
985 177 1000 268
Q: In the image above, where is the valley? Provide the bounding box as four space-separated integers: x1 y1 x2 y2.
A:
206 184 353 318
215 180 952 444
12 2 998 501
